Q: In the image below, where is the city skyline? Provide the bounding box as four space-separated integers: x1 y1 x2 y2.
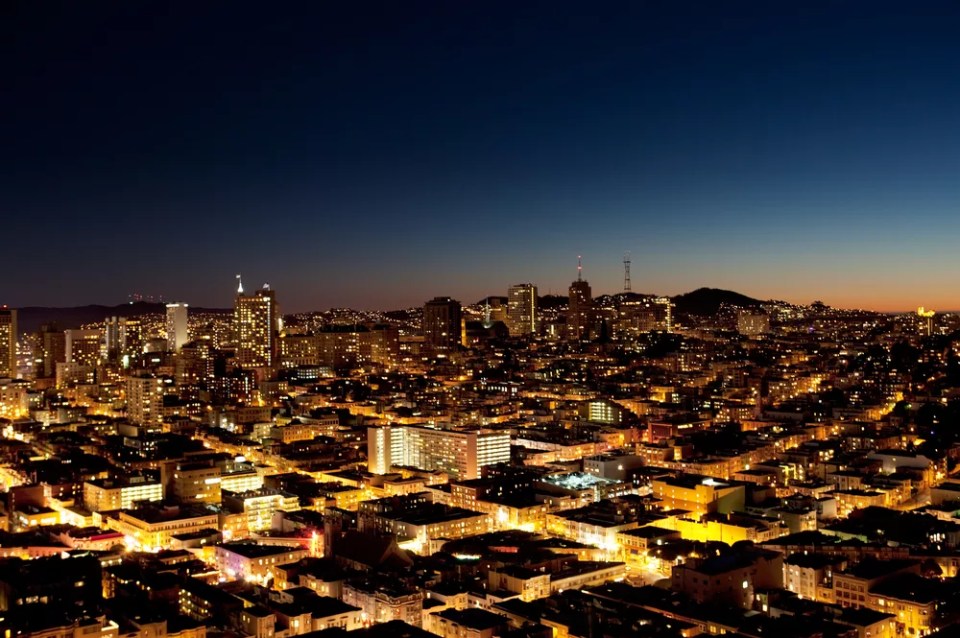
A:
6 2 960 312
7 4 960 635
4 270 956 316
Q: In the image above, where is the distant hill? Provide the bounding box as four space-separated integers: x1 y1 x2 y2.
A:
16 302 231 334
671 288 764 316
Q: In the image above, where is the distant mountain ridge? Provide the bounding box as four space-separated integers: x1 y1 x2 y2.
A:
671 287 764 316
15 286 767 334
16 302 231 334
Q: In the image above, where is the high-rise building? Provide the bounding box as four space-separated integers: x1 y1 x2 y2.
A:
367 425 510 480
65 329 101 366
423 297 462 353
104 317 122 363
37 323 66 378
507 284 538 337
234 279 279 368
126 374 166 425
0 308 16 378
120 317 145 363
166 302 189 352
567 259 593 341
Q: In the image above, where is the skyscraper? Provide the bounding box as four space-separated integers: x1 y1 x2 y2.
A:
234 279 279 368
166 303 189 352
507 283 538 337
0 308 16 378
120 317 145 366
423 297 462 353
567 258 593 341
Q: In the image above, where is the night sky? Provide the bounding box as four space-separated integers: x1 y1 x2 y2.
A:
5 2 960 312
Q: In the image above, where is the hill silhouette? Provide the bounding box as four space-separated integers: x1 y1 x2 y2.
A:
671 287 764 316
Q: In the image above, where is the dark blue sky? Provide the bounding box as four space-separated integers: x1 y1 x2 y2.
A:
5 1 960 311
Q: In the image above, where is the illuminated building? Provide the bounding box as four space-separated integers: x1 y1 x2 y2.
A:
220 463 264 493
425 608 509 638
651 475 745 517
341 581 423 627
120 317 144 362
36 323 66 378
172 462 222 504
367 425 510 480
316 325 399 368
487 567 551 602
367 425 401 474
222 487 300 534
106 316 145 366
55 361 95 388
125 374 168 426
507 283 538 336
281 326 400 369
737 310 770 336
670 548 783 609
423 297 462 352
177 339 215 386
280 333 320 368
655 296 673 332
83 476 164 512
235 278 279 368
567 258 592 341
215 541 308 583
358 494 490 551
166 302 189 352
783 553 840 602
65 328 101 366
0 378 29 419
0 308 16 378
108 504 219 551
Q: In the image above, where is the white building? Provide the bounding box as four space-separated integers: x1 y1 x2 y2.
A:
368 425 510 479
166 302 189 352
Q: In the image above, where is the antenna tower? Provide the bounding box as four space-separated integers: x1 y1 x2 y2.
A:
623 252 632 292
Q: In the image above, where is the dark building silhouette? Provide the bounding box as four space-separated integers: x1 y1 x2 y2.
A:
422 297 462 353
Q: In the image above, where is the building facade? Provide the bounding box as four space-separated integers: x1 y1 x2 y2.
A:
507 283 538 337
423 297 462 353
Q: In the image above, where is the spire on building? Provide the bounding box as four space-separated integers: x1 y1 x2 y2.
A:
577 255 583 282
236 274 244 295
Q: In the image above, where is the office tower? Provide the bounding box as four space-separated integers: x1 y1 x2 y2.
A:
567 258 593 341
507 283 538 336
234 279 279 368
166 302 189 352
0 308 16 378
423 297 462 352
367 425 510 479
111 317 145 366
65 329 102 366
